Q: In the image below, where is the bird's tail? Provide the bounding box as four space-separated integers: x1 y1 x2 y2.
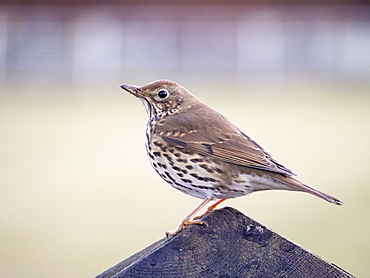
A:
285 177 343 206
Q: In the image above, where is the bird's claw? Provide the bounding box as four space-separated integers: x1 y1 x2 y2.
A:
165 219 208 237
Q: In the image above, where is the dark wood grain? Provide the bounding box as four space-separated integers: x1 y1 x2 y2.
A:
96 207 353 278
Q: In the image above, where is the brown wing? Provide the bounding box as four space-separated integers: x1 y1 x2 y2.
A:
156 106 295 177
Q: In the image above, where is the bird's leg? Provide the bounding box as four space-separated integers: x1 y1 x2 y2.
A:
193 199 226 220
166 197 213 237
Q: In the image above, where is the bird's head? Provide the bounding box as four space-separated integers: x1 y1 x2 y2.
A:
121 80 200 118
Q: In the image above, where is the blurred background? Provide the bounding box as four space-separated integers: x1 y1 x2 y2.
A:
1 1 369 277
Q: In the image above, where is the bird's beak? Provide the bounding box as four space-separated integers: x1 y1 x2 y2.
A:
120 84 149 97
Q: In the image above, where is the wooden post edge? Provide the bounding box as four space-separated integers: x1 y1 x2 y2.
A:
96 207 354 278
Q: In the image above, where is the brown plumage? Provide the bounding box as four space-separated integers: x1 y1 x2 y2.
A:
121 80 343 236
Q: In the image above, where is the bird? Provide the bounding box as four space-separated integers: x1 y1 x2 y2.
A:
120 80 343 236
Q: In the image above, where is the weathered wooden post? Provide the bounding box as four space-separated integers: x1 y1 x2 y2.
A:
96 207 353 278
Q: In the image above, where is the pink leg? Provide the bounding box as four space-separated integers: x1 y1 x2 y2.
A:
166 197 213 237
194 199 226 220
166 198 227 237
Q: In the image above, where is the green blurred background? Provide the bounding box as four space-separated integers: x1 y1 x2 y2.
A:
1 2 369 277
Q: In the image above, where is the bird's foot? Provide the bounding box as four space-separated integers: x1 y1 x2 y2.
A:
193 209 213 221
166 218 208 237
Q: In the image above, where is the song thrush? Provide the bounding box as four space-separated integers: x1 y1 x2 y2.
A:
121 80 343 236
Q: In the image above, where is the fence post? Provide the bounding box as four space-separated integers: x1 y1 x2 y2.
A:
96 207 353 278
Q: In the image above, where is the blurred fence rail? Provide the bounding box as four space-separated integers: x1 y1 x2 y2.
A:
0 4 369 90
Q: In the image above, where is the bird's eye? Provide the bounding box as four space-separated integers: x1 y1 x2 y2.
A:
157 90 168 99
